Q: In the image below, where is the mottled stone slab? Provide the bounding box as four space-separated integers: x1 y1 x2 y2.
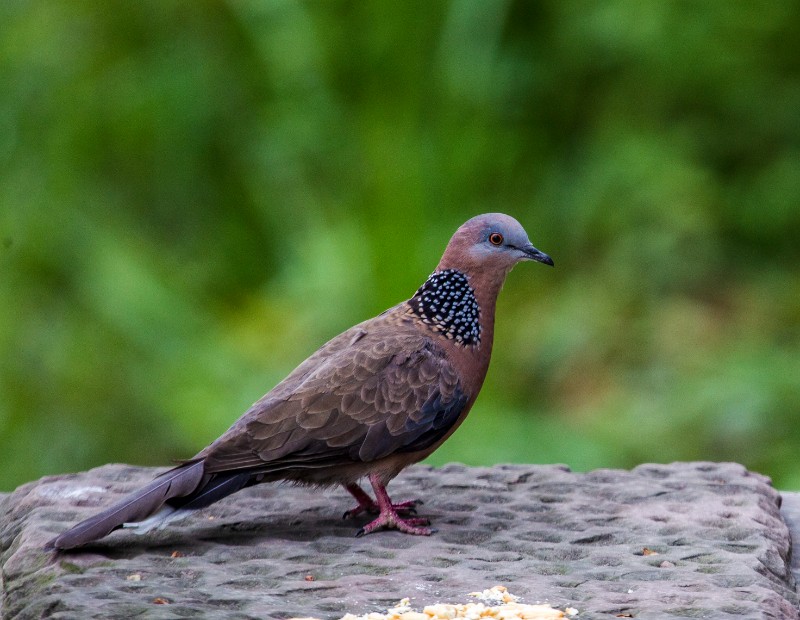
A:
1 462 797 619
780 492 800 598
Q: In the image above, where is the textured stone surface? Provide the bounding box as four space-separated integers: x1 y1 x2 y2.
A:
1 462 798 619
780 493 800 599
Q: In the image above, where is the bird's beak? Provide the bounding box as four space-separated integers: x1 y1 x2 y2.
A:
520 243 554 267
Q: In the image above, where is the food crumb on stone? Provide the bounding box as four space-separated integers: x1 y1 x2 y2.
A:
290 586 575 620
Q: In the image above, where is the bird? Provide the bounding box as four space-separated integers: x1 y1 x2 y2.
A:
47 213 553 550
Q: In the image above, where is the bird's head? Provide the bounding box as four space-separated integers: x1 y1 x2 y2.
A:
438 213 553 275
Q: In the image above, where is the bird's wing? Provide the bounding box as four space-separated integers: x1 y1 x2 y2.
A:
200 324 468 474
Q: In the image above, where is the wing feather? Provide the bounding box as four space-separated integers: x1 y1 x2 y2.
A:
199 322 467 474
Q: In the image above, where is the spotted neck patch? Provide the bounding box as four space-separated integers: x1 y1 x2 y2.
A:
410 269 481 346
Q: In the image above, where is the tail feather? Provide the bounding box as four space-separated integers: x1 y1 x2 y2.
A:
47 460 206 550
169 471 252 512
115 471 255 538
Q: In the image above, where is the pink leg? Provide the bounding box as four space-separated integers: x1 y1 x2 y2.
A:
354 473 434 537
342 482 422 520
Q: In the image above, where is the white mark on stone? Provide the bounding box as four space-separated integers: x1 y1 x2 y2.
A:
36 484 107 500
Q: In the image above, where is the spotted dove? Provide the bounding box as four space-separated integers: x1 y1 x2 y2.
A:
48 213 553 550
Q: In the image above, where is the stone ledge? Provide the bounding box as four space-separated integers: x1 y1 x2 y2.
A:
1 462 797 619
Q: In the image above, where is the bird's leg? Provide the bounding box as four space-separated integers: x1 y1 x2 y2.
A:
342 482 422 519
354 473 434 537
342 483 378 519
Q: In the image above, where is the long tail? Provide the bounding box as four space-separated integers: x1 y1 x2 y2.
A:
47 460 206 550
121 470 254 536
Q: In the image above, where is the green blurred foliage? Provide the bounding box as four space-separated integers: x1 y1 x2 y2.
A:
2 1 799 491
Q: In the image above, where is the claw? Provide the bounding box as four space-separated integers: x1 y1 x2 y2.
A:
349 474 436 537
343 483 422 519
356 512 435 537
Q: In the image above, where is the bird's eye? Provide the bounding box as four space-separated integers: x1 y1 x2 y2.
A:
488 232 504 246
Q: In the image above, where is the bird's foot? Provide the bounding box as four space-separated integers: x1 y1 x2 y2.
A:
392 498 424 513
348 475 435 536
342 482 421 519
343 498 422 520
355 509 434 537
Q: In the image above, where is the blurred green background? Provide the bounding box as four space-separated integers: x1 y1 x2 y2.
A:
2 1 799 493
